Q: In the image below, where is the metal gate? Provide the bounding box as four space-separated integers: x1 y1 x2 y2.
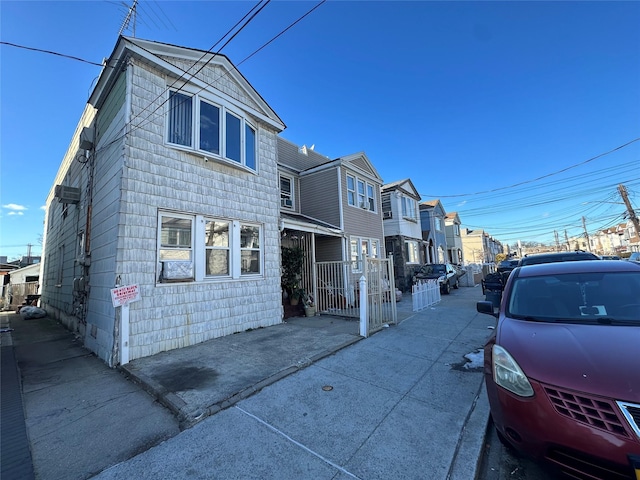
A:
315 258 397 335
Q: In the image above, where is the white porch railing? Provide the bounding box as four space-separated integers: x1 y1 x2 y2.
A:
412 279 441 311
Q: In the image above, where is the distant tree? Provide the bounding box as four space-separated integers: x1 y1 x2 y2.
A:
495 253 507 263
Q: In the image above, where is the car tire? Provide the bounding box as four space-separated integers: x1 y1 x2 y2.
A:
442 281 451 295
453 279 459 289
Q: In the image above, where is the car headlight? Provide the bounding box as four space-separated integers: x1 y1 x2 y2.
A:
438 275 446 283
492 344 534 397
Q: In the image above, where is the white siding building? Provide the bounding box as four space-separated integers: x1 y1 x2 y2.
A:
40 37 286 366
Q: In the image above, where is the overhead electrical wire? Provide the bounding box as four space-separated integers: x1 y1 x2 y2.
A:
0 41 105 67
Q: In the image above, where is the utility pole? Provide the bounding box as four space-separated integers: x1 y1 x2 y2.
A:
554 230 560 251
582 217 591 252
618 184 640 237
564 230 570 252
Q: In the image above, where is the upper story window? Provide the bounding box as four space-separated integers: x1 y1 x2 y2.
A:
454 224 460 235
435 217 443 231
167 90 257 171
401 196 416 220
347 174 376 212
280 175 293 209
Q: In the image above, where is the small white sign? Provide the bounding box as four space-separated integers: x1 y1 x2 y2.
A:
110 284 141 307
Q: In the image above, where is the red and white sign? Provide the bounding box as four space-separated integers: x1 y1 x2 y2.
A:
110 284 141 307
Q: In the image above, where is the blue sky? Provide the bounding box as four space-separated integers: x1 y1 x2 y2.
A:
1 0 639 261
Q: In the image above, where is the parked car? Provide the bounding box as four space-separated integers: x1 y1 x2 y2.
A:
413 263 461 294
628 252 640 263
518 250 600 266
477 260 640 479
497 259 519 274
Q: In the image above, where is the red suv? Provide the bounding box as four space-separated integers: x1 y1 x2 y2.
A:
477 260 640 479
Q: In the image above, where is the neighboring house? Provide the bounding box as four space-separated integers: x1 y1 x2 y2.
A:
418 200 448 264
590 222 639 255
276 137 386 302
461 228 503 264
381 179 423 291
3 263 40 309
40 36 286 366
444 212 463 265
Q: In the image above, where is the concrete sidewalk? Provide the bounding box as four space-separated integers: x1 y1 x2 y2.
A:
4 285 493 480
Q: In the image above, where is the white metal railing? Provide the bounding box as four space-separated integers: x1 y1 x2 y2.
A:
412 279 441 311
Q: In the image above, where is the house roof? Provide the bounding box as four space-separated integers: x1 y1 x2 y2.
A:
280 211 342 237
381 178 421 200
89 36 285 132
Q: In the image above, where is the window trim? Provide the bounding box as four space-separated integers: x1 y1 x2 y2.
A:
280 174 294 209
347 174 377 212
166 88 258 172
157 211 263 284
405 240 420 264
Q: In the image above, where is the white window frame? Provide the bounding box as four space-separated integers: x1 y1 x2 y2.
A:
166 89 258 172
280 175 294 209
405 240 419 264
350 236 382 272
347 175 356 206
347 174 376 212
157 211 263 283
401 196 416 220
435 217 443 231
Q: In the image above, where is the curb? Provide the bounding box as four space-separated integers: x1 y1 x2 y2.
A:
448 381 491 480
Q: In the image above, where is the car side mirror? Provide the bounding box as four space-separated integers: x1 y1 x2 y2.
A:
477 301 499 318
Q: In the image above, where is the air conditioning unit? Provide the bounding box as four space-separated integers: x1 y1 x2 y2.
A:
383 211 392 219
281 198 293 208
54 185 81 204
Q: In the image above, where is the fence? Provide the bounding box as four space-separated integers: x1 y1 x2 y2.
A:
4 281 39 309
315 258 397 336
412 279 441 312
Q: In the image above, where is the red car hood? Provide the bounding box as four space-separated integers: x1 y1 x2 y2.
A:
497 319 640 402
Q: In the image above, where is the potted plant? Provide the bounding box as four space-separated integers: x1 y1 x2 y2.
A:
281 245 305 306
302 292 316 317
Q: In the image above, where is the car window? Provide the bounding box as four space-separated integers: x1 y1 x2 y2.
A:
507 272 640 324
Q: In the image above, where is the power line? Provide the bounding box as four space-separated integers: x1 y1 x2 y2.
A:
424 137 640 198
0 41 105 67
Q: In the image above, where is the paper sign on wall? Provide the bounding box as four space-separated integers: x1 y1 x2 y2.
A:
110 284 141 307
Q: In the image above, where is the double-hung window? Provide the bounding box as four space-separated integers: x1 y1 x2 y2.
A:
346 174 376 212
401 196 416 220
158 211 262 282
280 175 293 208
350 236 381 272
167 89 257 171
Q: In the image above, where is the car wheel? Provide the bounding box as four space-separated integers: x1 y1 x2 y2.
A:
442 281 451 294
453 279 459 289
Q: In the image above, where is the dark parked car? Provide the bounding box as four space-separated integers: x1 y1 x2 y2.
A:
518 250 600 266
497 259 519 274
628 252 640 263
477 260 640 479
413 263 462 294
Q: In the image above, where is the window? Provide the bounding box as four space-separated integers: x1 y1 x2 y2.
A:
205 220 229 276
405 240 419 263
401 196 416 220
167 90 257 171
280 175 293 208
347 174 376 211
347 175 356 206
158 212 262 282
350 236 382 272
435 217 443 231
357 180 366 208
160 215 193 261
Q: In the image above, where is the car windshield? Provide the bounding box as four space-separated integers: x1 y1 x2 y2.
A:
422 264 446 274
506 271 640 325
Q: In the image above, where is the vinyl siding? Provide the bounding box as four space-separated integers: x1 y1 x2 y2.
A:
96 71 125 145
341 168 384 243
300 169 340 227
